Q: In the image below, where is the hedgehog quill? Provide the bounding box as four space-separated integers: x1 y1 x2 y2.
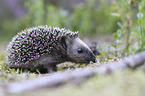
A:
6 25 96 73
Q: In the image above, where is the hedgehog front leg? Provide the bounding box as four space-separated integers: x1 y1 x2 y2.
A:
39 67 49 73
39 64 57 73
48 64 58 73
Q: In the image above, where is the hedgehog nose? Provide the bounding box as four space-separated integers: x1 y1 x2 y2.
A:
92 57 97 63
89 56 97 63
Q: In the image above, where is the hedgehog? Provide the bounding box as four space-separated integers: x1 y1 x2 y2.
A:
6 25 96 73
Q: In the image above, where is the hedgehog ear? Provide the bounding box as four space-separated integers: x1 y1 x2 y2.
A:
61 36 67 49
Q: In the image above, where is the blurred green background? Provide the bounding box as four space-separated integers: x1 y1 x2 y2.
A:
0 0 120 42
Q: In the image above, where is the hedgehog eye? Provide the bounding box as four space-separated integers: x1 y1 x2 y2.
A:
77 48 83 54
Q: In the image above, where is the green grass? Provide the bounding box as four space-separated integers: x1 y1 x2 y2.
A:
0 50 38 82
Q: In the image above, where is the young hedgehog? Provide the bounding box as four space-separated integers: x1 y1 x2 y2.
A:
7 25 96 73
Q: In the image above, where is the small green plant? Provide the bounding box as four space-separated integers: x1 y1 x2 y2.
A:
109 0 145 57
112 28 123 57
136 0 145 52
111 0 133 56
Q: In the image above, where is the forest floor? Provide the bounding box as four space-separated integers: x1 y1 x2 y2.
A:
0 35 145 96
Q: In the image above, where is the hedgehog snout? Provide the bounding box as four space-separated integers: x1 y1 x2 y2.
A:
92 57 97 63
87 54 97 63
90 56 97 63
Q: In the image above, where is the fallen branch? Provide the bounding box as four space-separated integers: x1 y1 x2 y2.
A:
4 51 145 94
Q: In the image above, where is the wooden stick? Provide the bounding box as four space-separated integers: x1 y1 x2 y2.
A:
5 51 145 94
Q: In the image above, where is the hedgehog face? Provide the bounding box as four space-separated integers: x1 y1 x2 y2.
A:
64 37 96 64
